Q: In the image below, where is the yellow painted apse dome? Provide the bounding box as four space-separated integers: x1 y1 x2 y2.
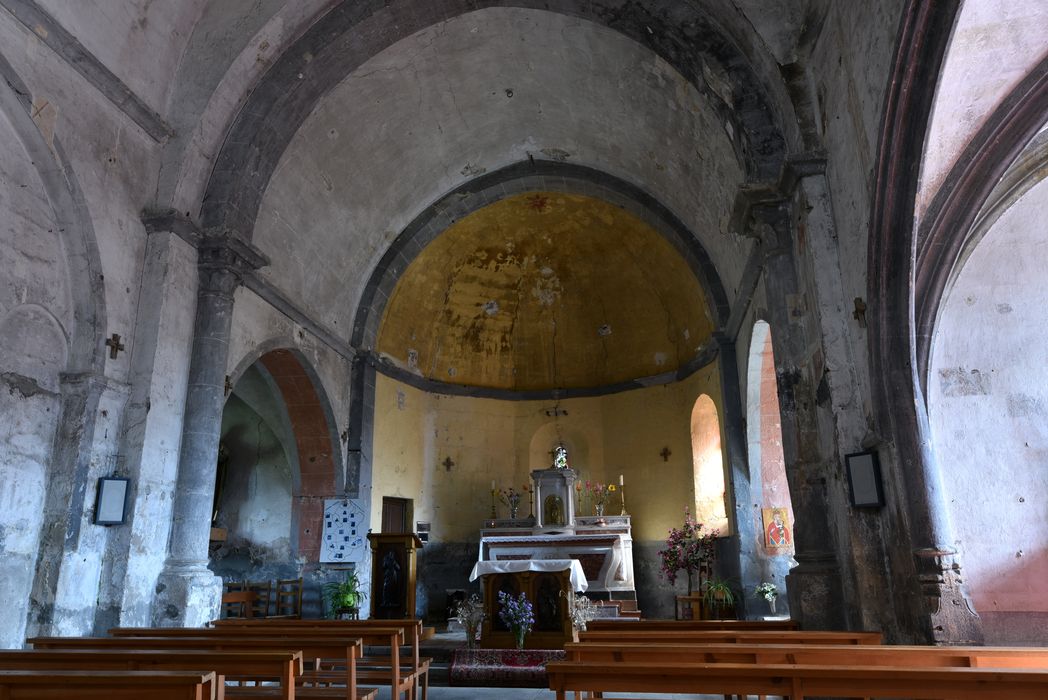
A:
376 192 714 392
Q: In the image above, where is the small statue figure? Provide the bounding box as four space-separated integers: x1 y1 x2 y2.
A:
553 445 568 470
544 494 564 526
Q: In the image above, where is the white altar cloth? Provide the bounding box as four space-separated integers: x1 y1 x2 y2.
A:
468 558 588 592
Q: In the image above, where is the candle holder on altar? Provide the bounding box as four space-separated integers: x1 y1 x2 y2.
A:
490 489 497 519
620 484 628 516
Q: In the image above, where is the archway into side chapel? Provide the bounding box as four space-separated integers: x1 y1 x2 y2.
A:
211 347 344 616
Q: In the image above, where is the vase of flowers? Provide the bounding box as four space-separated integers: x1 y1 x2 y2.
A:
498 591 535 649
586 481 616 517
755 581 779 614
658 508 717 594
451 593 485 649
499 487 523 520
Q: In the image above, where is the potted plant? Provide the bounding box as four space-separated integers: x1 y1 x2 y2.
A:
658 508 718 594
701 577 737 619
323 570 365 618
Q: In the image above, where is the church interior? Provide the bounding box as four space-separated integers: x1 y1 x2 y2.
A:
1 0 1047 681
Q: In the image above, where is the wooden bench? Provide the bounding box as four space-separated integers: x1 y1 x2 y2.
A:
0 669 216 699
109 626 406 699
28 636 373 700
214 618 432 700
0 649 299 700
546 660 1048 699
585 619 799 631
565 641 1048 699
577 629 883 645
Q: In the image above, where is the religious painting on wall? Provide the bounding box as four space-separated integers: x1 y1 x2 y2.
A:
762 507 791 548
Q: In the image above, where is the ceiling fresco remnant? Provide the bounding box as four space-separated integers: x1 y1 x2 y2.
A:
377 192 713 392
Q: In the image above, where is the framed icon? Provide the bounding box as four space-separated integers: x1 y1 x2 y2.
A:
95 477 130 525
845 451 885 507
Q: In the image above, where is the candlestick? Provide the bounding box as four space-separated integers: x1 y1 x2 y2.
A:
619 483 628 516
490 488 497 519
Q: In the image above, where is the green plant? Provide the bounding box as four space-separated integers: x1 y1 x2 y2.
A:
323 571 365 618
702 577 736 608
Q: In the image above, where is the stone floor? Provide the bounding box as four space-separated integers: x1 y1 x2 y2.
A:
373 690 724 700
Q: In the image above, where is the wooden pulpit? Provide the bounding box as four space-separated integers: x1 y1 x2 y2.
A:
367 533 422 619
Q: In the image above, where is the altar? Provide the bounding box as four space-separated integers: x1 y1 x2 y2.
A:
471 559 585 649
474 465 637 648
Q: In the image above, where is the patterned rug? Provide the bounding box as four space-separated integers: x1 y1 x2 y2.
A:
448 649 567 687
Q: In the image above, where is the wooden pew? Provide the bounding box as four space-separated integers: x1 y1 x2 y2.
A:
545 660 1048 699
213 618 431 700
109 626 406 699
566 640 1048 666
577 629 883 645
585 618 798 631
0 649 299 700
28 636 373 700
0 669 216 700
565 641 1048 699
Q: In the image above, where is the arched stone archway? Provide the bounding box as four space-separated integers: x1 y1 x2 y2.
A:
211 347 345 616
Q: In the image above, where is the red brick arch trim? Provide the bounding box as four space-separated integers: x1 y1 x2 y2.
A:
258 348 340 562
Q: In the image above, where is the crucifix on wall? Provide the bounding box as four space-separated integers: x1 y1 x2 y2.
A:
659 446 672 462
442 456 455 472
105 333 125 359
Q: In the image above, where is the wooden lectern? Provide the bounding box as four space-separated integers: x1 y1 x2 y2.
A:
367 533 422 619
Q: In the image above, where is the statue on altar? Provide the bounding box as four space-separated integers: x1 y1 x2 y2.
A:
544 494 565 526
553 445 568 469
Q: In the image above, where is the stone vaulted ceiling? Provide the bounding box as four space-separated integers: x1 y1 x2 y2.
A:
376 192 714 391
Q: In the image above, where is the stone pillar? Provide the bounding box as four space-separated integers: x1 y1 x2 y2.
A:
755 208 847 630
153 234 267 627
95 219 199 631
714 334 759 619
26 370 108 637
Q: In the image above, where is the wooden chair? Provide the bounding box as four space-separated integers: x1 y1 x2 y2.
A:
247 579 273 618
274 577 303 618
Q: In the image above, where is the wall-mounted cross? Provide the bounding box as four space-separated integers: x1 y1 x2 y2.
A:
442 456 455 472
105 333 125 359
659 446 672 462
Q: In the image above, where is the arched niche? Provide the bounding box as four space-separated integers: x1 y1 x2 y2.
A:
928 173 1048 644
211 348 343 605
745 320 795 607
690 394 727 535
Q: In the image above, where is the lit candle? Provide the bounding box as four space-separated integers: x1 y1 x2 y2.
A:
619 474 624 486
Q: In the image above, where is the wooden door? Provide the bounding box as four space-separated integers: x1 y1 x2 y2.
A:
381 497 412 534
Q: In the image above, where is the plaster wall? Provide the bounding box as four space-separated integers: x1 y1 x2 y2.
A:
0 98 71 647
213 394 294 567
35 0 207 114
918 0 1048 216
929 176 1048 619
372 364 726 618
252 7 747 338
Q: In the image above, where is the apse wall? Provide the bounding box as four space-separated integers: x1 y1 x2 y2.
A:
929 175 1048 642
370 364 725 619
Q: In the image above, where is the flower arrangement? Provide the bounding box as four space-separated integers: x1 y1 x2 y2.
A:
562 591 600 631
451 594 485 649
586 481 617 515
498 487 523 517
497 591 535 649
658 508 717 592
755 582 778 602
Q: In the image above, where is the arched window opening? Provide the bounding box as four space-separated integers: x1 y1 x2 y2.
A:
745 321 795 611
690 395 728 535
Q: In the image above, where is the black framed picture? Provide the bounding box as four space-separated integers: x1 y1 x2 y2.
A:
845 451 884 507
94 477 130 525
